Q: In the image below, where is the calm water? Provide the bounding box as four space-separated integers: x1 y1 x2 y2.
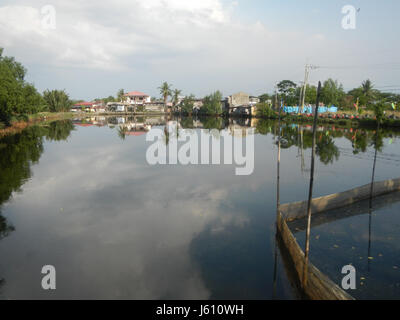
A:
0 116 399 299
291 192 400 300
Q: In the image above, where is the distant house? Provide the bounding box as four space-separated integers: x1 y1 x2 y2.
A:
249 96 260 106
124 91 151 105
225 92 258 116
107 102 128 112
72 101 93 112
227 92 250 108
92 101 106 113
193 99 204 112
144 103 164 113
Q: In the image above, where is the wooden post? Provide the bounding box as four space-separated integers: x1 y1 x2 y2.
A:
277 100 282 216
303 81 321 287
273 98 283 299
368 121 380 271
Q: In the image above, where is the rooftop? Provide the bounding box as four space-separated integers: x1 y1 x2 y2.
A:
124 91 149 97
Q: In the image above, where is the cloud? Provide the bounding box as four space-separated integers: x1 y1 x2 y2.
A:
0 1 318 73
3 126 263 299
3 0 392 99
0 1 231 69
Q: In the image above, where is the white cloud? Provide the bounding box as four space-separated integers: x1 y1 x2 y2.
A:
2 0 391 99
0 1 317 73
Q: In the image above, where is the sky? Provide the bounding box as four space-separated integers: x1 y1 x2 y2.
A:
0 0 399 100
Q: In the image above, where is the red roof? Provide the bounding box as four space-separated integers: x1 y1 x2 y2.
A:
75 124 93 127
125 131 146 136
124 91 149 97
74 102 93 107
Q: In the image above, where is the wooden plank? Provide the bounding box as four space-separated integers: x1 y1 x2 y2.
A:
277 212 355 300
280 178 400 222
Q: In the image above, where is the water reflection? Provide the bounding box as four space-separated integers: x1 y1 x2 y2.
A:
281 121 400 299
0 121 75 292
73 116 399 168
0 116 399 299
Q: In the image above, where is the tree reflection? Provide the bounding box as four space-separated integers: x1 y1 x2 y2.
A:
0 215 14 240
200 117 224 131
45 120 75 141
0 121 74 285
352 130 369 154
316 135 340 165
0 121 74 238
254 119 398 167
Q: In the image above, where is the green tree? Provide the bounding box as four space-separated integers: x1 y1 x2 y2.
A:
43 90 72 112
181 95 195 115
321 79 345 107
172 89 182 107
258 93 271 103
20 84 46 114
117 89 125 102
362 79 376 105
0 48 43 124
372 100 385 123
159 82 172 113
256 102 274 118
200 91 223 115
277 80 297 105
304 85 317 104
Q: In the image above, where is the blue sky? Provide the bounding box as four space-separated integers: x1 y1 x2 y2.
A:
0 0 399 100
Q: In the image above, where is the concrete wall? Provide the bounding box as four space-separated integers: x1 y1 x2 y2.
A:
228 92 250 108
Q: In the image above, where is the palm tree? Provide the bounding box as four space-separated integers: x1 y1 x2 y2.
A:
117 89 125 102
43 90 72 112
362 79 375 105
117 126 127 140
159 82 172 113
172 89 182 111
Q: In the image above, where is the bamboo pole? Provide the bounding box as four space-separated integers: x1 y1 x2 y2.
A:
368 122 380 271
302 81 321 287
273 99 283 299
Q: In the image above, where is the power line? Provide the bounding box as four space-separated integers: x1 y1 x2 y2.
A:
318 63 400 70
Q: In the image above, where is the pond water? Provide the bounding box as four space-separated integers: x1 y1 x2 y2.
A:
0 116 399 299
290 192 400 300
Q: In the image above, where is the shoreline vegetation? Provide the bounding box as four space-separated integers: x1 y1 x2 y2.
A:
2 47 400 134
2 109 400 138
0 112 74 137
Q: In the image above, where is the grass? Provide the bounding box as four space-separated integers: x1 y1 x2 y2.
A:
254 111 400 129
0 112 75 138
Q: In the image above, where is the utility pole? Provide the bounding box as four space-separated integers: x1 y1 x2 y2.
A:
300 64 320 114
298 81 304 112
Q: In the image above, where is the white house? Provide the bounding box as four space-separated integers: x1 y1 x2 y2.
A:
124 91 151 105
107 102 127 112
92 101 106 113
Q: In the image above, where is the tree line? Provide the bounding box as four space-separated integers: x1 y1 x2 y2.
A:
0 48 74 126
259 79 400 110
2 48 399 125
